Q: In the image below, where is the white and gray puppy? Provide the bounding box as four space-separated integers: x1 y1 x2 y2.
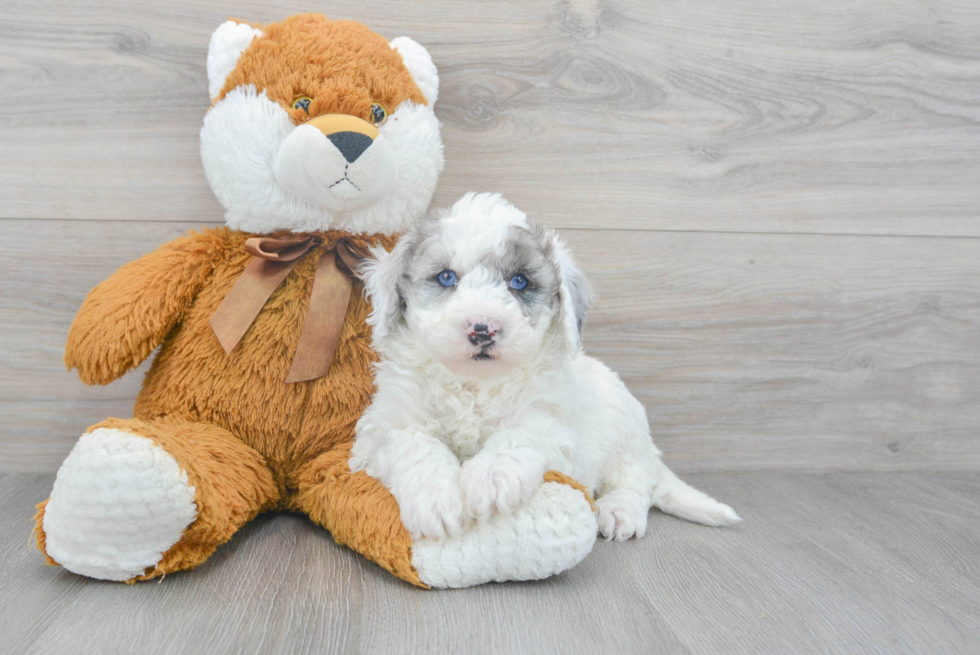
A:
351 192 740 541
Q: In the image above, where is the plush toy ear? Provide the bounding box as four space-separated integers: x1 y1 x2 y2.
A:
207 20 263 100
389 36 439 105
551 234 594 357
360 237 415 345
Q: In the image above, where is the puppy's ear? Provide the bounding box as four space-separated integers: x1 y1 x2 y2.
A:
551 234 594 357
360 235 414 345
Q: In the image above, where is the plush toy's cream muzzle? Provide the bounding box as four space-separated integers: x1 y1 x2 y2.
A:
274 112 396 212
305 113 380 152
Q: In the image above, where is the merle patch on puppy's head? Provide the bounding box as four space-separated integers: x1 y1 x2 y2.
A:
361 192 593 378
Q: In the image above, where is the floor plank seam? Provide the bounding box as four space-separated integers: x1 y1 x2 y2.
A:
3 216 980 241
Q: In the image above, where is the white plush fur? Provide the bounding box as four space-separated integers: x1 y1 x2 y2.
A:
390 37 439 105
200 29 444 236
42 428 198 581
352 193 741 543
207 21 263 100
273 121 398 212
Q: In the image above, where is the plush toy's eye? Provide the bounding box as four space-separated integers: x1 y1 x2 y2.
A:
437 270 457 287
293 97 312 113
370 103 387 125
509 274 529 291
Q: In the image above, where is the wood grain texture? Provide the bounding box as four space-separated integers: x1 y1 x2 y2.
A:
2 471 979 654
1 219 978 474
3 3 979 652
1 0 979 235
576 228 980 473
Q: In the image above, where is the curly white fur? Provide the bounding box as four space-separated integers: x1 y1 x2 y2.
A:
352 193 741 544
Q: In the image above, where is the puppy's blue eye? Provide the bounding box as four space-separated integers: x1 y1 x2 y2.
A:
437 270 458 287
509 273 528 291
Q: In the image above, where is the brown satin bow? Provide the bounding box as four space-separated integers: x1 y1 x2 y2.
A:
209 235 370 383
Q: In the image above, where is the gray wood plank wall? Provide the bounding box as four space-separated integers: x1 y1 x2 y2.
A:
1 0 978 474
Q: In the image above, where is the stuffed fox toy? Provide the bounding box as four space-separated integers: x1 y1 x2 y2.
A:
33 14 598 589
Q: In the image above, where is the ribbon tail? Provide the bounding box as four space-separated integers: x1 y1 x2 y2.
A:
210 257 300 354
286 250 353 383
335 239 369 274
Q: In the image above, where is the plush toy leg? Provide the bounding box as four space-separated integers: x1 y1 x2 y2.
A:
294 443 598 589
34 418 278 582
293 441 426 586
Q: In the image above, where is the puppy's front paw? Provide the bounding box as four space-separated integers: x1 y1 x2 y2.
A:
460 453 544 521
397 478 467 541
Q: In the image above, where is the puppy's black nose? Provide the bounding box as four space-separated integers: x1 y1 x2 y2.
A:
326 131 373 163
468 323 496 346
467 319 500 346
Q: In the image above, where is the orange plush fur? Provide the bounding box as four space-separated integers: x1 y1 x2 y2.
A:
35 228 427 583
218 17 428 122
33 14 590 587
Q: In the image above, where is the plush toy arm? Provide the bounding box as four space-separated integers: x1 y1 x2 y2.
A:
65 230 218 385
411 471 598 588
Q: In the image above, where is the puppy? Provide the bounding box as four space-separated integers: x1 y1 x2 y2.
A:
351 192 740 541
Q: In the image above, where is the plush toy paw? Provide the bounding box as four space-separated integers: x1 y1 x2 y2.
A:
596 489 650 541
396 477 467 541
459 452 544 520
411 478 597 588
41 428 197 581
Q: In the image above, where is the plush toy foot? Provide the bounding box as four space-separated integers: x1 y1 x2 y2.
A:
410 474 598 589
40 427 198 581
36 418 279 582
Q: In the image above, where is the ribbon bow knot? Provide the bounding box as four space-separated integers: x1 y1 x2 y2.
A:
209 234 371 383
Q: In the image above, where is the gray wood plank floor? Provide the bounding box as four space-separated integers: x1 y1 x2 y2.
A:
2 472 978 654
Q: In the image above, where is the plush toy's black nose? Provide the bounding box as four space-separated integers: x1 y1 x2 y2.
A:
326 131 373 163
